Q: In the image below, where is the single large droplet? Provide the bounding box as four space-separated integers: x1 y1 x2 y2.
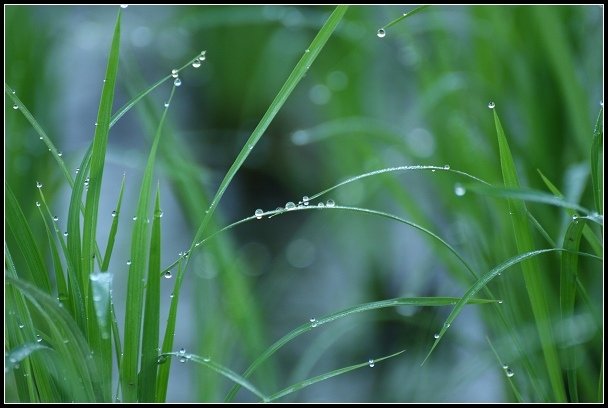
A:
488 101 495 109
192 60 201 68
434 333 440 339
377 28 386 38
36 181 43 188
255 209 264 219
127 260 132 265
368 359 375 368
164 102 170 108
317 202 325 208
174 78 182 87
164 271 172 279
326 199 335 207
285 202 296 210
309 318 317 328
171 69 179 78
505 368 514 377
111 210 117 217
454 183 466 197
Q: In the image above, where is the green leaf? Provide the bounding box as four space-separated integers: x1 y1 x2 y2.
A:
590 106 603 213
101 173 126 271
379 5 430 31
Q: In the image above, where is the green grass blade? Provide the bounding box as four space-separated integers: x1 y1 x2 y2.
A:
139 186 162 402
101 172 126 271
267 350 406 402
590 106 603 214
5 343 51 370
163 353 269 402
486 337 523 402
492 108 566 401
422 248 564 366
188 5 348 251
379 5 430 31
225 296 496 402
156 259 184 402
122 83 175 402
5 183 51 293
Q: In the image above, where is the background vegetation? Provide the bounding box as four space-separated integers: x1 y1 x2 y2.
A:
5 5 603 402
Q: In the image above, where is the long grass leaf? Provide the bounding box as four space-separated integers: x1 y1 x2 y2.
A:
379 5 430 31
590 102 603 214
101 173 126 271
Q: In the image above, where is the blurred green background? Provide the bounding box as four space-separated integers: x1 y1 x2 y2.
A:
5 5 603 402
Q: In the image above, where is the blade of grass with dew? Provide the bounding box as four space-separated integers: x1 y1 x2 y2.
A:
101 172 126 271
7 275 102 401
422 248 565 366
5 183 51 293
225 296 496 402
486 337 523 402
122 83 176 402
267 350 406 402
560 216 589 402
156 258 184 402
377 5 430 36
537 169 602 256
139 186 162 402
590 106 603 214
164 353 269 402
492 108 566 401
35 200 67 306
188 5 348 253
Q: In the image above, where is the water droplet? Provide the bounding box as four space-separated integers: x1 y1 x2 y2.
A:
444 323 451 329
63 231 68 237
434 333 440 339
57 151 63 157
164 102 169 108
572 215 579 220
255 209 264 219
192 60 201 68
601 101 604 107
36 335 42 343
498 300 503 304
132 216 138 221
199 50 206 61
275 207 283 212
11 90 15 94
164 271 172 279
111 210 117 217
36 181 42 188
317 202 325 208
39 136 43 140
443 164 450 170
169 292 174 298
505 368 514 378
157 355 167 364
12 104 19 110
179 356 187 363
159 210 164 218
75 168 80 174
36 201 41 207
377 28 386 38
127 260 132 265
302 196 310 206
368 359 375 368
174 78 182 87
120 4 128 8
454 183 466 197
326 199 335 207
18 323 24 329
502 364 509 370
285 202 296 210
431 169 436 172
488 101 495 109
203 357 210 362
95 122 98 126
309 318 318 328
171 69 179 78
179 348 186 355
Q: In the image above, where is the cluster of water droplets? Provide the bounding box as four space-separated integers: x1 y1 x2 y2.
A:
502 364 515 378
309 317 318 328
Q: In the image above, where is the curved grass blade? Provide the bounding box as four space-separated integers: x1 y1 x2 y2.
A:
378 5 430 34
421 248 564 367
139 186 162 402
187 5 348 257
225 296 496 402
590 106 603 213
101 172 126 271
492 109 566 401
5 183 51 293
163 353 269 402
122 82 176 402
267 350 406 402
5 343 51 371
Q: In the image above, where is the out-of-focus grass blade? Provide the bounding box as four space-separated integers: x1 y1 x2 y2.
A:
5 184 51 293
5 343 51 370
422 248 564 366
225 296 495 402
156 259 184 402
163 353 269 402
122 83 176 402
188 6 348 253
5 83 73 187
465 184 590 215
139 186 162 402
101 173 126 271
537 169 602 257
560 216 589 402
590 105 603 214
379 5 430 32
492 109 566 401
267 350 406 402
